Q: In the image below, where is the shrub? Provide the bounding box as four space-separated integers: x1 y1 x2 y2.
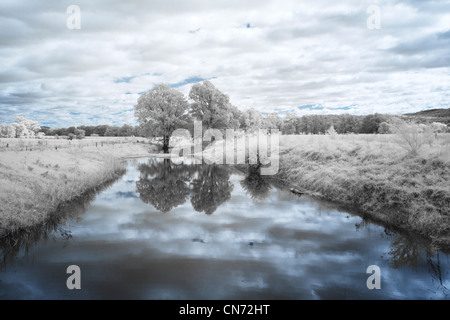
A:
430 122 447 133
74 128 85 140
390 120 433 155
378 122 391 134
326 125 337 135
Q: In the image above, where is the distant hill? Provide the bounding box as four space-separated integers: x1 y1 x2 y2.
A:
404 108 450 125
405 108 450 118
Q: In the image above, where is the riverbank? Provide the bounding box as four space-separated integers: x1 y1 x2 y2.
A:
0 141 155 233
2 134 449 249
276 134 450 249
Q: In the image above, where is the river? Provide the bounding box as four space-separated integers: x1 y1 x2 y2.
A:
0 157 448 299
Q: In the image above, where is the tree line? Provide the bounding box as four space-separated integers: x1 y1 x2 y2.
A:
1 81 448 143
133 81 448 152
39 124 140 138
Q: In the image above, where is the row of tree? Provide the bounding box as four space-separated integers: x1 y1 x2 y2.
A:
39 124 139 138
1 81 448 142
133 81 447 152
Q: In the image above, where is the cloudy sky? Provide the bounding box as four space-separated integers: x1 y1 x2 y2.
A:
1 0 449 127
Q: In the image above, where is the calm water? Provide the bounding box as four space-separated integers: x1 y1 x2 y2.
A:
0 157 448 299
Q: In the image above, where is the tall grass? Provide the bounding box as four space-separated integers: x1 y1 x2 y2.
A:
0 139 156 233
277 133 450 247
0 154 125 232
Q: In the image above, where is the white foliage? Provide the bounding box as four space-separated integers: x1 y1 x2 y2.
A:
0 116 41 138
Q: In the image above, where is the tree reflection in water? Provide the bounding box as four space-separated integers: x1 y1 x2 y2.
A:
136 159 191 212
387 233 449 297
136 158 450 296
240 164 272 202
190 165 234 215
136 158 234 215
0 158 448 297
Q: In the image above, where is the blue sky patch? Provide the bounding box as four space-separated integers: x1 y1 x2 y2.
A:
114 75 137 83
169 76 209 88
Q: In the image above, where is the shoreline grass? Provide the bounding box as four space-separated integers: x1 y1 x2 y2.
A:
276 134 450 249
0 139 154 233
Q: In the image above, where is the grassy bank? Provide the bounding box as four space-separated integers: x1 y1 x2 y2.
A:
277 134 450 248
0 139 154 233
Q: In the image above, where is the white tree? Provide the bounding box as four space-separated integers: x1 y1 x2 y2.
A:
11 116 41 138
135 84 189 153
263 112 283 131
0 124 16 138
242 108 264 133
326 124 338 136
189 80 235 130
36 132 45 139
13 122 30 138
430 122 447 133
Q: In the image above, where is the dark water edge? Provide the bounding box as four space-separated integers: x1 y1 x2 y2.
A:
238 163 450 254
0 169 126 269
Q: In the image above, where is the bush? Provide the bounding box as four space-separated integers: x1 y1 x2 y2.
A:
325 125 337 135
430 122 447 133
325 125 338 139
359 113 387 134
390 120 433 155
74 128 85 140
378 122 391 134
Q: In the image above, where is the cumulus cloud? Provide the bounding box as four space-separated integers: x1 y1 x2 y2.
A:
0 0 449 127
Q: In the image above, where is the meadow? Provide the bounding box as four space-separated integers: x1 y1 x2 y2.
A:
277 133 450 248
0 136 150 152
0 137 154 234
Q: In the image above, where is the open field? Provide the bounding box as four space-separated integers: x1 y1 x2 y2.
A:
0 138 155 233
277 133 450 247
0 136 151 152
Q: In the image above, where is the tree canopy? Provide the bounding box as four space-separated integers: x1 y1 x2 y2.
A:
189 80 236 130
135 84 190 152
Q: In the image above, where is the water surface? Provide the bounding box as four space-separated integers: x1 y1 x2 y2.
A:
0 157 448 299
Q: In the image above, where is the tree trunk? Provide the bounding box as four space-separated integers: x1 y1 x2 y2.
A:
162 134 170 154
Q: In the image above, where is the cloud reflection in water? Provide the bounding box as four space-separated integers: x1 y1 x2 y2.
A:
0 158 448 299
